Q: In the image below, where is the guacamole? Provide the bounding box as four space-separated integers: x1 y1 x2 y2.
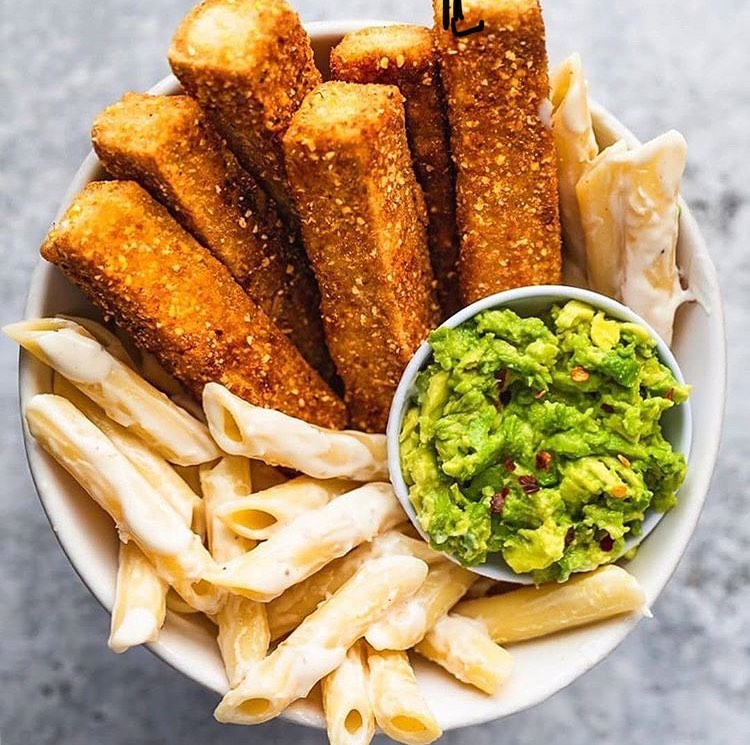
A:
399 300 690 583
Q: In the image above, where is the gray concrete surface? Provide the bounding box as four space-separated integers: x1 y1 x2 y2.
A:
1 1 748 743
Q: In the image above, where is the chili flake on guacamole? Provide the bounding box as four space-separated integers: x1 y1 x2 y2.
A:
399 300 690 583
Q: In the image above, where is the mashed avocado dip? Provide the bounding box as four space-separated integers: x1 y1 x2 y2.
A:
399 300 690 583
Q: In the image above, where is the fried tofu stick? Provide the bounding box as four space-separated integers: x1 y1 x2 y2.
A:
168 0 321 219
91 92 334 381
432 0 561 303
40 181 347 430
331 26 460 317
283 82 439 433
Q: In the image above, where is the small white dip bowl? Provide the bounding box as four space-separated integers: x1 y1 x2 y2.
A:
17 19 725 735
387 285 693 584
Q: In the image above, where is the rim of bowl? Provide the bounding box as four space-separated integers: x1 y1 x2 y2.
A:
386 285 694 584
17 18 727 733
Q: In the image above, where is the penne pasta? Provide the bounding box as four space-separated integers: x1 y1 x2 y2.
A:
575 140 630 299
370 530 445 566
366 646 441 745
138 351 188 398
266 527 444 641
463 577 498 600
576 131 690 344
6 318 219 466
208 483 405 602
59 315 136 368
166 588 201 616
216 594 270 689
53 374 201 528
108 541 168 654
322 640 375 745
215 476 357 541
455 565 646 644
549 53 599 287
365 560 476 651
214 555 428 725
266 542 377 641
200 456 257 563
25 394 223 614
203 382 387 481
415 614 513 695
200 457 270 687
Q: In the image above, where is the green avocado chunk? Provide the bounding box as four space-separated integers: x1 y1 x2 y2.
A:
399 301 690 583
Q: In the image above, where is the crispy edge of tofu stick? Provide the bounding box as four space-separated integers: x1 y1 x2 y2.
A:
331 25 460 317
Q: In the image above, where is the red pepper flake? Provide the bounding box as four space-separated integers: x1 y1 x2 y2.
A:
571 366 590 383
504 458 516 472
599 534 614 552
610 485 628 499
518 474 540 494
565 526 576 547
601 403 615 414
490 487 509 515
665 388 674 401
536 451 552 470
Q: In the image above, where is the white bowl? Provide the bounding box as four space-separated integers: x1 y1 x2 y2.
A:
387 285 693 584
18 19 726 733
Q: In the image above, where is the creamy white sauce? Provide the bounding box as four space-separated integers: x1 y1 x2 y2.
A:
217 483 403 599
113 459 194 557
28 395 196 558
37 329 114 384
366 599 427 651
609 131 690 344
109 608 159 653
559 77 592 135
284 644 346 698
203 384 388 481
538 98 553 129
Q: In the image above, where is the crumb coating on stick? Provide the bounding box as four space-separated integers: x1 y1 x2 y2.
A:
331 25 460 317
284 82 439 433
432 0 561 303
41 181 347 430
91 92 334 382
169 0 322 219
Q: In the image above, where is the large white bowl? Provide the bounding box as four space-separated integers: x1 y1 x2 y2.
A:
18 20 726 733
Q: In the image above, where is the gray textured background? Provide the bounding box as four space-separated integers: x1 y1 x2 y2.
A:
1 1 748 743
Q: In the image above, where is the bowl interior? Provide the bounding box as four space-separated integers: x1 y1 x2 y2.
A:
387 285 693 584
18 20 726 734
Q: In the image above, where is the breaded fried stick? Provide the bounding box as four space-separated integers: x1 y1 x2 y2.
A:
432 0 561 303
91 92 334 381
41 181 347 430
284 82 439 433
169 0 321 219
331 25 460 317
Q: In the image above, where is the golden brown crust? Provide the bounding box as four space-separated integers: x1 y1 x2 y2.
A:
168 0 321 218
40 181 347 429
283 82 439 433
432 0 562 303
331 25 460 317
91 92 335 382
